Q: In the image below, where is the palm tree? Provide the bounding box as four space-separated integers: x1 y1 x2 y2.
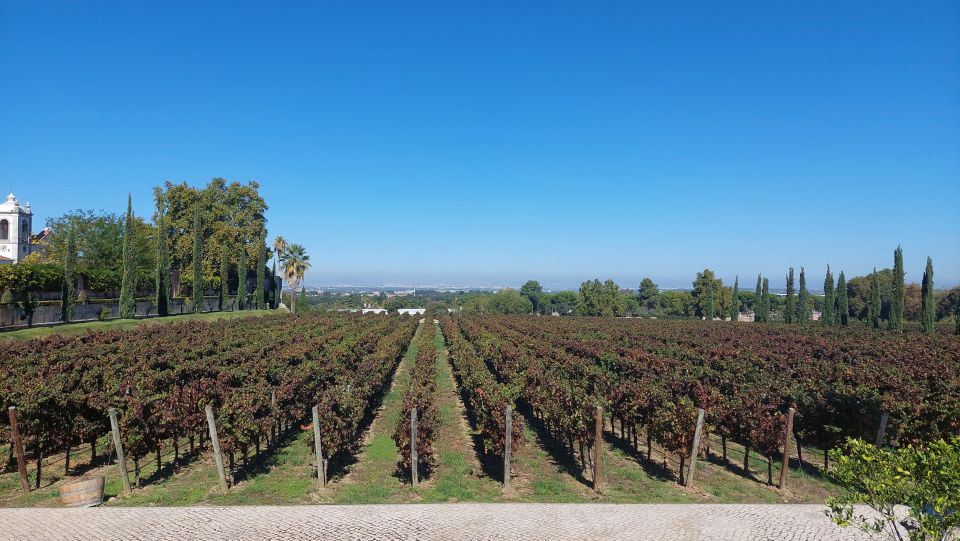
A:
280 243 310 314
272 236 287 277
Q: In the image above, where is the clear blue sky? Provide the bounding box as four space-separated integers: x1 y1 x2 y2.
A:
1 1 958 289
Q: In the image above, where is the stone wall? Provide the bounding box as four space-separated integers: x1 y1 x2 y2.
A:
0 297 241 329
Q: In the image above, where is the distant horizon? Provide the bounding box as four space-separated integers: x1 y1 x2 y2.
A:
296 272 958 293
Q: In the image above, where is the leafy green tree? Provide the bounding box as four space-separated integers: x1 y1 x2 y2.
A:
921 257 935 334
576 279 625 317
119 194 137 319
658 290 695 317
785 267 795 324
837 271 849 325
827 437 960 541
822 266 835 326
191 202 203 313
35 210 156 281
236 240 247 310
638 278 659 310
692 269 727 318
797 267 810 322
254 227 266 310
545 290 578 315
489 288 534 314
280 243 310 314
219 245 229 311
158 178 266 294
621 292 642 315
729 276 738 321
934 286 959 321
889 246 905 332
956 298 960 335
761 277 770 322
520 280 544 314
848 269 894 321
153 188 170 316
868 269 881 330
704 279 715 319
60 226 76 322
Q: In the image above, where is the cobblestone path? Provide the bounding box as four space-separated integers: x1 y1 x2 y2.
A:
0 503 878 540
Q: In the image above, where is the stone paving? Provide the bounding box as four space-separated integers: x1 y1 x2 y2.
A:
0 503 881 540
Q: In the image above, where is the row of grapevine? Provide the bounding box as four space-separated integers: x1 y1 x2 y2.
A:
393 320 440 480
499 316 959 448
454 316 606 470
0 313 417 488
439 318 523 461
454 315 959 484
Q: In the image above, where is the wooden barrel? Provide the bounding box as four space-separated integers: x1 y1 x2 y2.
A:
58 476 105 508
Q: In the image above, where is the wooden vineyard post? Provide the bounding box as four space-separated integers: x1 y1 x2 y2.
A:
875 412 889 447
410 407 419 486
593 405 603 492
684 408 705 488
7 407 30 492
311 405 326 486
108 407 131 494
503 405 513 490
778 407 795 490
205 405 229 490
270 390 277 450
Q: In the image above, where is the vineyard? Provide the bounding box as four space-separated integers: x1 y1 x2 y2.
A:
447 316 960 486
1 312 957 506
0 313 417 491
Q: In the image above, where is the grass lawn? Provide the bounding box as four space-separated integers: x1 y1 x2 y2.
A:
0 309 277 342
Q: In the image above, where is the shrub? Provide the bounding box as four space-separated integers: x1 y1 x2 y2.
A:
97 306 111 321
827 437 960 540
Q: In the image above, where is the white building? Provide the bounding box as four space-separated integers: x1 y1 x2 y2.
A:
0 193 33 264
397 308 426 316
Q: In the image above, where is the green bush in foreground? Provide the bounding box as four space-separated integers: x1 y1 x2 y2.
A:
827 437 960 541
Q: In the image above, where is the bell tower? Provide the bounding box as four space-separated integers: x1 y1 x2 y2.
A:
0 193 33 263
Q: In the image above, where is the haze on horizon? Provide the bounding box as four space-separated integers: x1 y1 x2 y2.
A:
2 1 958 289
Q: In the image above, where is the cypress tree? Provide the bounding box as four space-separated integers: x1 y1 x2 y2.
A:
192 202 203 313
270 257 277 309
220 245 229 312
921 257 935 334
889 245 904 332
119 194 137 319
753 274 762 322
704 280 715 320
730 276 739 321
254 227 266 310
822 265 834 326
868 268 881 329
154 190 170 317
761 277 770 323
61 226 77 322
785 268 795 324
797 267 810 322
237 242 247 311
836 271 849 326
